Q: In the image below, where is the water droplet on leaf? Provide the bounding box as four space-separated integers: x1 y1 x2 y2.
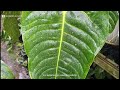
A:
52 24 59 28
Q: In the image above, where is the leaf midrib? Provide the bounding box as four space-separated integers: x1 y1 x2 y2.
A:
55 11 67 79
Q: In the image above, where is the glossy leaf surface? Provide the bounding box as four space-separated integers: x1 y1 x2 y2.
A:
21 11 118 79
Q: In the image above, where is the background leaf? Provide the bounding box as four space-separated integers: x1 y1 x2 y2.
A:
21 11 119 79
1 60 15 79
3 11 21 43
109 11 119 33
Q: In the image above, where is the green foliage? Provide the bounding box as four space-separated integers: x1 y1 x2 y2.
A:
3 11 21 43
85 11 119 33
109 11 119 33
3 11 21 16
20 11 118 79
1 30 10 41
1 60 15 79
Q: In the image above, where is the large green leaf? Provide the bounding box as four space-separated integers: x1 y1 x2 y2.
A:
21 11 118 79
1 60 15 79
109 11 119 33
3 11 21 42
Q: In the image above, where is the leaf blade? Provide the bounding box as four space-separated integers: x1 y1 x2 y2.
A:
21 11 119 79
3 11 21 42
1 60 15 79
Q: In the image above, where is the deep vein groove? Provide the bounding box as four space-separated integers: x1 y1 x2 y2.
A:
23 23 61 35
33 57 57 74
65 21 98 49
22 11 32 22
39 68 55 78
28 40 58 55
63 31 94 53
62 40 88 63
61 50 84 73
60 60 80 78
55 11 67 79
31 47 58 64
23 18 49 27
109 11 118 22
35 66 54 78
26 29 60 42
